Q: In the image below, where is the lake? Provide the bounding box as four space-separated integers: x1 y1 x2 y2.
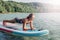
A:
0 13 60 40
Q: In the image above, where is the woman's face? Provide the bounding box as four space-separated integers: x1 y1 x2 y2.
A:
32 15 35 18
32 14 35 20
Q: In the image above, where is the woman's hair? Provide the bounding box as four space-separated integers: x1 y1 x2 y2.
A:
27 13 33 19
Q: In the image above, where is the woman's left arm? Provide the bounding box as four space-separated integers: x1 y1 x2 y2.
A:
30 21 34 30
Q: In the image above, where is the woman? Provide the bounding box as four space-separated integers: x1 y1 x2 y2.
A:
3 13 35 31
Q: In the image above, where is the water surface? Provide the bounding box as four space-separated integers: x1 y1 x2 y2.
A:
0 13 60 40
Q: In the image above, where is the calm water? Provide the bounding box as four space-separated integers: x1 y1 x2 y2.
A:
0 13 60 40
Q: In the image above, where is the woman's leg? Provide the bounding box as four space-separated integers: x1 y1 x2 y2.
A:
3 19 16 26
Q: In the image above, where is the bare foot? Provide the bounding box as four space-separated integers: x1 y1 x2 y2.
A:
3 22 6 26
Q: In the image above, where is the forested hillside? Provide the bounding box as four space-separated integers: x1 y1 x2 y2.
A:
0 0 39 13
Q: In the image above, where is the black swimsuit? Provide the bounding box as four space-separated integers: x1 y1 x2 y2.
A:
15 18 23 24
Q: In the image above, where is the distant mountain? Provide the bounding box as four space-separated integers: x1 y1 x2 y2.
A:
28 2 44 12
29 2 56 13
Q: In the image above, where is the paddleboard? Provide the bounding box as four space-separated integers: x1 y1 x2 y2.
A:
0 22 49 37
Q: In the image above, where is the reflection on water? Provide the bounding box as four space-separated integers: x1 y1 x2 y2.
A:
0 13 60 40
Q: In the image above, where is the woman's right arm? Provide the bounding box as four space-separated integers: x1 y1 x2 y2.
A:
23 19 27 31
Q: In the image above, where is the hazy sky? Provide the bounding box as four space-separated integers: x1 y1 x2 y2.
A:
3 0 60 5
